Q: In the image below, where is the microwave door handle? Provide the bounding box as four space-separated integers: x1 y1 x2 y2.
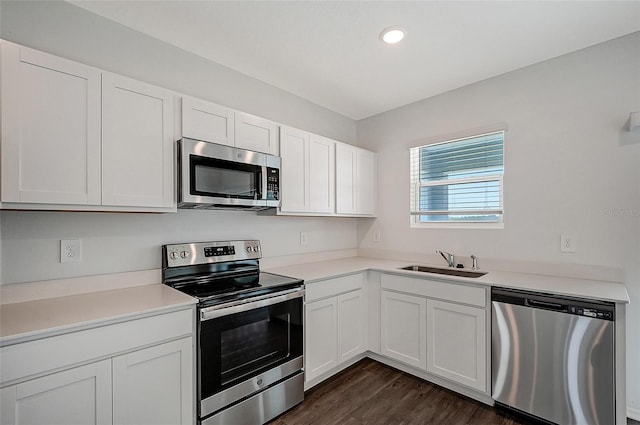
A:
260 166 268 201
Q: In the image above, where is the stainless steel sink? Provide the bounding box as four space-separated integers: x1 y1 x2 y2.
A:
399 265 487 278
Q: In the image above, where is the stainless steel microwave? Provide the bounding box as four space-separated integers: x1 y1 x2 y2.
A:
178 138 280 210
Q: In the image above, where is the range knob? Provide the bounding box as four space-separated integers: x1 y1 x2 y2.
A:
169 251 179 260
180 251 190 259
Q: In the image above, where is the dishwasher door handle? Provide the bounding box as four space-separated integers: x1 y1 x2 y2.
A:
525 298 566 311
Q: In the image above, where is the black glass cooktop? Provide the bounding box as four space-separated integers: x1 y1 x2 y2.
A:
172 271 302 306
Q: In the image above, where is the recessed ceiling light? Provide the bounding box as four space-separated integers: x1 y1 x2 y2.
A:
380 26 406 44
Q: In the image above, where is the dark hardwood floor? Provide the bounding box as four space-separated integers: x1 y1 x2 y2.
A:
272 358 639 425
272 358 529 425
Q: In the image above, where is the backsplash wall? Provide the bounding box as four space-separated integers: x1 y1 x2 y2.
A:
0 210 357 284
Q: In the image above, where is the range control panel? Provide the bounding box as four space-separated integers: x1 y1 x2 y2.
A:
164 240 261 268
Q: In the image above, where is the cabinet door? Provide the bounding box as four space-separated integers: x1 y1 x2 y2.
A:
380 290 427 370
356 148 376 215
102 73 174 208
335 142 356 214
426 300 487 392
279 126 309 213
234 112 279 155
113 337 193 425
0 360 112 425
0 41 101 205
305 297 338 382
337 290 366 363
182 97 234 146
308 135 335 214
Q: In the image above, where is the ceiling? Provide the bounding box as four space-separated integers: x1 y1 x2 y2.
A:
68 1 640 120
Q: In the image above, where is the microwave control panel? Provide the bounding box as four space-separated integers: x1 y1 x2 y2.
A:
266 167 279 201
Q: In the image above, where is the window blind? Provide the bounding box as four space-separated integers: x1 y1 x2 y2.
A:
410 131 504 223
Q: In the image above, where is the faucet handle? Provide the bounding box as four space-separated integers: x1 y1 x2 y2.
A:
470 255 478 271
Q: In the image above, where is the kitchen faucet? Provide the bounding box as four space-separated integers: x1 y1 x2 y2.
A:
436 250 455 268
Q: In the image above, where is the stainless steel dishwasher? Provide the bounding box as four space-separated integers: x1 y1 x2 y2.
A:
491 288 615 425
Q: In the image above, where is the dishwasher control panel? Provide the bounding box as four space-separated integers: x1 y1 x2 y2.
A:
568 306 614 320
492 287 615 321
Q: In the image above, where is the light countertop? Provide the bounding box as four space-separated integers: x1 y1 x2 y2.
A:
0 284 196 345
1 256 628 346
265 256 630 304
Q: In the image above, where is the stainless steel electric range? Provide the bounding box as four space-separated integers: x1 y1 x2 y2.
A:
162 240 304 425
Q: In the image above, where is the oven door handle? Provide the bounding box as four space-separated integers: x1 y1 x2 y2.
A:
200 287 304 321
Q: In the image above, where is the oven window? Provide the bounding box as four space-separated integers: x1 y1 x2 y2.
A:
191 155 260 199
220 312 290 384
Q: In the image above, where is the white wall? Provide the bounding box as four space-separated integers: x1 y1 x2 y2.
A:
0 0 356 143
357 33 640 417
0 0 358 285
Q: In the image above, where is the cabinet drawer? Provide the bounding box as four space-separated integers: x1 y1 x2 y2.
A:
381 274 486 308
1 309 194 385
305 273 364 302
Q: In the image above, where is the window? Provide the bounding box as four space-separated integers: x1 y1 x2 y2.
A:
410 131 504 227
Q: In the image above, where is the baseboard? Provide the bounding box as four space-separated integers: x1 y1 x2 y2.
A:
629 406 640 421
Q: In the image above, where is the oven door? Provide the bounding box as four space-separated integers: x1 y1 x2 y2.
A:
198 288 303 418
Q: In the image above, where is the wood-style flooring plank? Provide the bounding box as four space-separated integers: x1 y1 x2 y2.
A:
273 358 537 425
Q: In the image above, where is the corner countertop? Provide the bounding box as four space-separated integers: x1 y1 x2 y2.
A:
0 284 197 345
265 256 630 304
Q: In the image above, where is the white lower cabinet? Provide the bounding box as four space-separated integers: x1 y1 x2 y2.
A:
0 309 194 425
1 360 112 425
380 290 427 370
426 299 487 392
379 273 489 395
337 290 367 363
112 338 193 425
305 297 338 381
304 273 367 384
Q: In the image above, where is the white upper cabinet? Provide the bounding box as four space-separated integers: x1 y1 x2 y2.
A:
181 97 279 155
279 126 335 214
356 148 376 215
308 135 336 214
0 41 175 211
181 96 234 146
234 111 279 155
0 40 101 205
336 142 377 216
102 73 174 208
279 126 308 212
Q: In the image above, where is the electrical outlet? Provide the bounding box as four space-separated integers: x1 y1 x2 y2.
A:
372 231 381 242
300 232 308 246
560 234 576 253
60 239 82 263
